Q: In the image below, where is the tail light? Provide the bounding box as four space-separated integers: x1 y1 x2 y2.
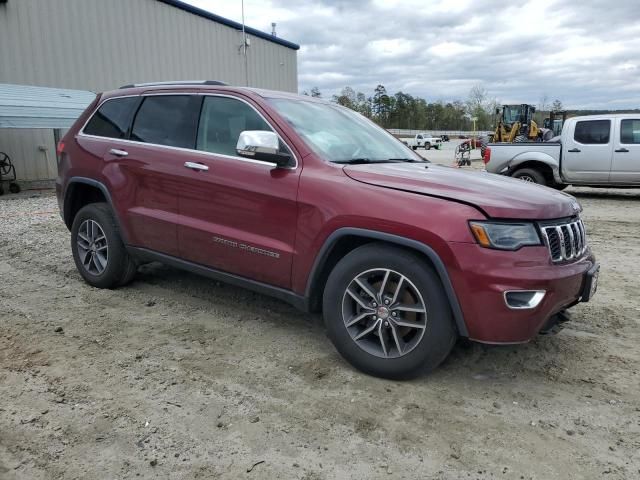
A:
56 141 65 156
483 146 491 164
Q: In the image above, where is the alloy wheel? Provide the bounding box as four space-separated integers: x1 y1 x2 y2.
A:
341 268 427 358
519 175 535 183
76 219 109 275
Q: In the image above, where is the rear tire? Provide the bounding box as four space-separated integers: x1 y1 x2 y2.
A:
426 143 431 150
512 168 547 186
322 243 457 379
71 203 137 289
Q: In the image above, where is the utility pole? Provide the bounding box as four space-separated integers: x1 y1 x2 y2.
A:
241 0 249 87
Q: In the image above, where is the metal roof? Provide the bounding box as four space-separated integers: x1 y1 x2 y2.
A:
0 83 96 129
156 0 300 51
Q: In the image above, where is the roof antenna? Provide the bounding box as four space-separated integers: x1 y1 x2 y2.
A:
271 22 277 37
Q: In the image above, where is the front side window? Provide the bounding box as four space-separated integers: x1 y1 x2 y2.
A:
574 120 611 144
267 98 421 163
620 119 640 144
84 97 140 139
196 96 272 157
130 95 201 148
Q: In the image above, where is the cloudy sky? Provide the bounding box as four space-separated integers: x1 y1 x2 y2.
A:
185 0 640 109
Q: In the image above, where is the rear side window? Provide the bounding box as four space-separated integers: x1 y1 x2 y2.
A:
196 96 272 157
620 119 640 144
84 97 140 138
574 120 611 144
131 95 201 148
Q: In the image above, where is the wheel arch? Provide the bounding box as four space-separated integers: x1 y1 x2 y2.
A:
305 228 469 337
509 153 562 184
63 177 128 242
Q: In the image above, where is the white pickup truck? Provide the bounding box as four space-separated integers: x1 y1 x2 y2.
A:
484 114 640 188
402 133 442 150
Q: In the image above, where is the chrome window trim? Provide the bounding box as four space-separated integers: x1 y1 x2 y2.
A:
78 92 299 170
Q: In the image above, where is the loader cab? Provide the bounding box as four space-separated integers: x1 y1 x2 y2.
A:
494 104 538 142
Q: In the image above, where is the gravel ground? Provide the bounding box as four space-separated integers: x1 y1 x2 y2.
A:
1 181 639 480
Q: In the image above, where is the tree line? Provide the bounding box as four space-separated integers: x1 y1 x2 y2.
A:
303 84 500 131
301 85 572 132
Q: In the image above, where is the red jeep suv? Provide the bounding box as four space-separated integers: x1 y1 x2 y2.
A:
56 81 599 379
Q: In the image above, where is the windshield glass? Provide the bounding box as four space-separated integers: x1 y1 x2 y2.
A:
267 98 422 163
503 106 522 125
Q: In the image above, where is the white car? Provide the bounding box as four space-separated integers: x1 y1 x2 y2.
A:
402 134 442 150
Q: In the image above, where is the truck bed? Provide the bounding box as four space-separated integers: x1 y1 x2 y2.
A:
485 142 561 175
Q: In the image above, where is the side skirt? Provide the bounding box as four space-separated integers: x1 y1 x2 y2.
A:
127 247 309 312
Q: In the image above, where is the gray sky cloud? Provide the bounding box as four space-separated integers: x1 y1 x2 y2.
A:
186 0 640 109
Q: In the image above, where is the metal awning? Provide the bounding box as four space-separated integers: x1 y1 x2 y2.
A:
0 83 96 129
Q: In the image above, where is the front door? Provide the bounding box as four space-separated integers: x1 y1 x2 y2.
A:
610 118 640 184
561 119 613 184
177 95 300 289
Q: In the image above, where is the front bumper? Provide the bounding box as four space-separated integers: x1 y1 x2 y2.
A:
446 242 597 344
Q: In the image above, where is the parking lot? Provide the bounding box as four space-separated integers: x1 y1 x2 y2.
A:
1 177 639 479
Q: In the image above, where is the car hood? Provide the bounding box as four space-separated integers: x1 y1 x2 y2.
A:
343 163 580 219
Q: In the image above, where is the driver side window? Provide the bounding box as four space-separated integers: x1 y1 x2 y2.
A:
196 96 273 157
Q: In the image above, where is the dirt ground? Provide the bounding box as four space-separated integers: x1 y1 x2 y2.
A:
1 180 639 479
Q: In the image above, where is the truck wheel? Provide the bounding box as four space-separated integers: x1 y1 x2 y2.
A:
512 168 547 186
426 143 431 150
71 203 137 289
322 243 457 379
412 146 417 151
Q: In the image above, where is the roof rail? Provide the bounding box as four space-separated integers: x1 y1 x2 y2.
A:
119 80 228 89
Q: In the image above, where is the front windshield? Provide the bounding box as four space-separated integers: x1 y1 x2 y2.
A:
267 98 423 163
503 106 522 125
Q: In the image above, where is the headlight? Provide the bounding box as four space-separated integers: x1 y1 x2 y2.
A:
469 221 541 250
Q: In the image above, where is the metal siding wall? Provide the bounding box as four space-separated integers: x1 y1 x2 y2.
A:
0 0 297 181
0 129 56 182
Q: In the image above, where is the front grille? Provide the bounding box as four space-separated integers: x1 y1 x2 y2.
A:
540 219 587 263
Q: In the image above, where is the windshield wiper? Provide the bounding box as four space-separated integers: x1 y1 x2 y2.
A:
333 158 378 164
385 158 429 163
333 158 426 165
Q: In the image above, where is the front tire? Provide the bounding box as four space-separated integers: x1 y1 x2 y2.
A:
322 244 457 379
71 203 137 289
425 143 431 150
512 168 547 186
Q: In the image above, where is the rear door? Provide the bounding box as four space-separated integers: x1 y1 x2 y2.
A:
177 94 300 289
112 94 202 255
610 118 640 184
561 119 613 183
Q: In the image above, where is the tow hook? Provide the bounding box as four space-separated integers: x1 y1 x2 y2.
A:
539 310 572 335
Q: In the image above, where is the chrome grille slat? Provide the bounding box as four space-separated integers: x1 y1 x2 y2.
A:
541 219 588 263
566 225 575 259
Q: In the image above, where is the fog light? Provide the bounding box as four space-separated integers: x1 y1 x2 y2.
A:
504 290 546 310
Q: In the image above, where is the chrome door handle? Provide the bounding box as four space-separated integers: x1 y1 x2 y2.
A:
184 161 209 171
615 148 629 153
108 148 128 157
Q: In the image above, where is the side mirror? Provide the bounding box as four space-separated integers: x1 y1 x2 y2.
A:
236 130 292 167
